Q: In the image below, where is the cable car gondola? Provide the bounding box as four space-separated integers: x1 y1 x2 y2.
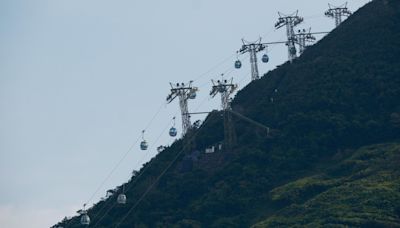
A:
188 88 197 99
140 130 148 150
79 204 90 225
117 193 127 204
169 117 178 137
169 127 177 137
117 185 127 204
140 141 148 150
235 60 242 69
262 54 269 63
80 213 90 225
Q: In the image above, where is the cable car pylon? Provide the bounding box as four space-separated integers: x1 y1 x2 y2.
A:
294 28 316 55
210 75 238 150
166 81 198 135
235 38 268 81
325 2 352 27
275 11 304 62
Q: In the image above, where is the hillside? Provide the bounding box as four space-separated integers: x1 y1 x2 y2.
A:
55 0 400 227
253 143 400 227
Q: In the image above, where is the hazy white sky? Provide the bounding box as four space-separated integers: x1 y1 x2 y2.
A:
0 0 370 227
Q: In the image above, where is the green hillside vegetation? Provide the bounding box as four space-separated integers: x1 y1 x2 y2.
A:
254 143 400 227
55 0 400 227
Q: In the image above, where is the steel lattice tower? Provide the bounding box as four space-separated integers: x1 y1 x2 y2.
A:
210 77 238 151
210 78 238 111
294 28 316 55
238 39 267 81
275 11 304 62
325 3 352 27
166 81 198 135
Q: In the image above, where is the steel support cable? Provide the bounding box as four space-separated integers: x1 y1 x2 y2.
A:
113 80 247 226
114 95 273 227
90 115 176 227
303 14 325 20
64 102 166 228
70 13 312 226
84 102 165 206
229 110 272 135
114 116 213 227
193 52 237 82
196 54 250 90
66 11 332 228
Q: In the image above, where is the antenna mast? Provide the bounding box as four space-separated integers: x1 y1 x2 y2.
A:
237 38 267 81
325 3 352 27
166 81 198 135
275 11 304 62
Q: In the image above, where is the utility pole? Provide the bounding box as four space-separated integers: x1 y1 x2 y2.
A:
294 28 316 55
236 38 267 81
166 81 198 135
210 76 238 151
325 3 352 27
275 11 304 62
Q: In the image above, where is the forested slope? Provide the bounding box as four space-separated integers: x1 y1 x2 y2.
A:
55 0 400 227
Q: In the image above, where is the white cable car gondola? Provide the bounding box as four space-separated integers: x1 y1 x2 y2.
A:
80 213 90 225
117 193 126 204
79 204 90 225
140 130 148 150
169 117 178 137
117 185 127 204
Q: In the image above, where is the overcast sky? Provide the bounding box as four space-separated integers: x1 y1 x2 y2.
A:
0 0 370 227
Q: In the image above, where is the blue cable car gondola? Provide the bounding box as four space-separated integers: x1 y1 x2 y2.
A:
169 127 177 137
188 88 197 99
140 140 148 150
235 60 242 69
169 117 178 137
262 54 269 63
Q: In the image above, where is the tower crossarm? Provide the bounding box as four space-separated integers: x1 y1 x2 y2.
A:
237 38 267 81
325 2 352 27
275 11 304 62
166 81 197 135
